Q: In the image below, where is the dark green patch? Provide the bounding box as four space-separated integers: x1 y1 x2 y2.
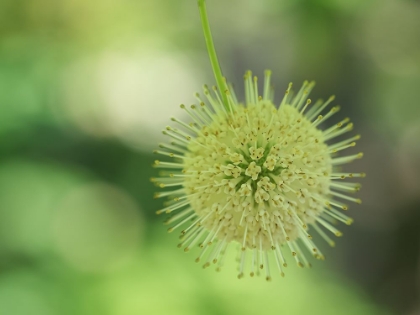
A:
235 176 250 190
271 166 287 176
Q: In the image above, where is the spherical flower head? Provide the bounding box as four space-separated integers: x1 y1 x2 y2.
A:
152 0 364 280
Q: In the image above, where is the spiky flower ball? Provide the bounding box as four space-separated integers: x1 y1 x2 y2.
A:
153 72 364 280
152 0 364 281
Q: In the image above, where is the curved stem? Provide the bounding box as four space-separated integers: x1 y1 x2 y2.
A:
198 0 229 108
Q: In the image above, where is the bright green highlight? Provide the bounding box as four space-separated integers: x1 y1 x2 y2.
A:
198 0 229 109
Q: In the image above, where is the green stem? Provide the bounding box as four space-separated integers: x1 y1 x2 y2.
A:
197 0 229 108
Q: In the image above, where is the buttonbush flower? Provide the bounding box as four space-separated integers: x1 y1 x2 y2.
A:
152 0 364 280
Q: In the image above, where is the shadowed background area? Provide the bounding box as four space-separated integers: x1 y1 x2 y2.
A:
0 0 419 314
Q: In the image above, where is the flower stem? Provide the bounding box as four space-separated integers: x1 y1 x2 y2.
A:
197 0 229 109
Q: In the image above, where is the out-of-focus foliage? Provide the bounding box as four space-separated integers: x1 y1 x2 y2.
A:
0 0 419 314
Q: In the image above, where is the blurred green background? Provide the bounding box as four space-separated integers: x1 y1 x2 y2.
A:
1 0 419 314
